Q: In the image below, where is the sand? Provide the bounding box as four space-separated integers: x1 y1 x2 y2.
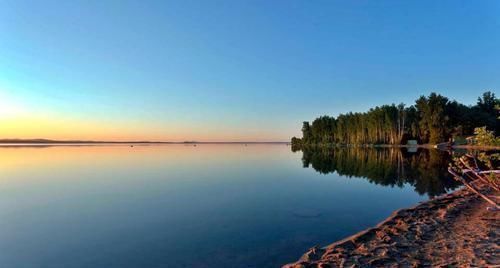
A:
284 184 499 267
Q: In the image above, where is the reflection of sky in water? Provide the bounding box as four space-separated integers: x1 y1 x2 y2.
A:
0 145 428 267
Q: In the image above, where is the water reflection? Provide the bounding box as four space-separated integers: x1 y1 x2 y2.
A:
293 146 461 197
0 145 448 267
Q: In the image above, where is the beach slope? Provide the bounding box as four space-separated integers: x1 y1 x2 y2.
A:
284 185 499 267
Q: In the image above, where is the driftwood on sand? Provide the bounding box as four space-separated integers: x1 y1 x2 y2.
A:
448 154 499 210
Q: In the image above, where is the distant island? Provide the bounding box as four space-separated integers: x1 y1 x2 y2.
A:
292 91 499 147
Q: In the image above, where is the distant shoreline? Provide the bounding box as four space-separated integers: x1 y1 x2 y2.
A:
0 139 290 145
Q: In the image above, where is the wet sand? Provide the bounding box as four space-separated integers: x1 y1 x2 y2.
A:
284 184 499 267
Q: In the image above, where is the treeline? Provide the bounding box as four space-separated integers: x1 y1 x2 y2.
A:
292 91 499 145
296 147 461 197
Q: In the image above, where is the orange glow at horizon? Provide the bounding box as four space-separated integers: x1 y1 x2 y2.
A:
0 90 288 142
0 116 178 141
0 115 286 142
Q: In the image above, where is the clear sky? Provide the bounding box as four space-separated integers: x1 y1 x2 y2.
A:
1 0 499 141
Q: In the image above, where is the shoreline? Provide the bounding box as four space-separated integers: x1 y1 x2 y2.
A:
294 143 500 151
284 183 498 267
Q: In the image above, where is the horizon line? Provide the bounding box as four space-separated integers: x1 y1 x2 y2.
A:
0 138 290 144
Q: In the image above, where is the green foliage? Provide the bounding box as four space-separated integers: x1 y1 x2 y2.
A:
473 127 500 146
451 152 499 185
301 122 312 143
415 93 450 144
294 91 499 145
476 152 500 171
290 137 302 152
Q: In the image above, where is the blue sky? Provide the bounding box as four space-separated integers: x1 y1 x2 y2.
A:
0 0 499 141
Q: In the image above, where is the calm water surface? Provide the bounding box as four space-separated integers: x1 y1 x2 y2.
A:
0 145 457 267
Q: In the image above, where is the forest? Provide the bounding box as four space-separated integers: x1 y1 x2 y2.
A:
292 91 499 145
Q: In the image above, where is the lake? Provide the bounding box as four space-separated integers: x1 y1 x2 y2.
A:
0 144 459 267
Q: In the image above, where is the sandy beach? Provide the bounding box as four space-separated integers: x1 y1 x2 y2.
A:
284 183 499 267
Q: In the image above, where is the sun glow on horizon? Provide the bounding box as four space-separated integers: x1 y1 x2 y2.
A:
0 95 287 142
0 106 285 142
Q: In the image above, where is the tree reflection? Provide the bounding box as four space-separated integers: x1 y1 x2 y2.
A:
294 146 461 197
